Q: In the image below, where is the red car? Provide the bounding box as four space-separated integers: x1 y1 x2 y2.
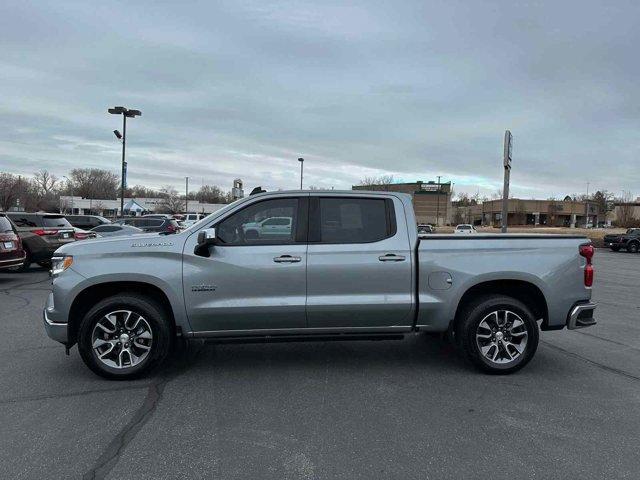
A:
0 214 26 271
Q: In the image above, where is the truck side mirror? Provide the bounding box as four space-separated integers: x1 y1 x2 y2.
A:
197 228 217 246
195 227 217 257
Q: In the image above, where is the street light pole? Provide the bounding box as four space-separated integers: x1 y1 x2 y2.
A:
120 114 127 218
298 158 304 189
109 106 141 218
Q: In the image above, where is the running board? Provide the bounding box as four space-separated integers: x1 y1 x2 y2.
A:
199 333 406 345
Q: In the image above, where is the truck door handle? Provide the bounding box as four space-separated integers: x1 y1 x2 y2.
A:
378 254 406 262
273 255 302 263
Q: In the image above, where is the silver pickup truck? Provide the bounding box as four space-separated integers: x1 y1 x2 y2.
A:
44 190 597 379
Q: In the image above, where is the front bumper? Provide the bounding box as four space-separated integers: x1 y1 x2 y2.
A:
567 302 597 330
43 293 68 344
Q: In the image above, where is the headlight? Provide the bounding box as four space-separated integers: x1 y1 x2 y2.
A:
51 255 73 276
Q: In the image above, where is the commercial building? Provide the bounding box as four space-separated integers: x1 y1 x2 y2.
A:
59 196 227 217
353 180 452 225
462 198 600 228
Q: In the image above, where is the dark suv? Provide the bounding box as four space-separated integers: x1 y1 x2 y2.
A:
66 214 111 230
114 217 180 234
604 228 640 253
6 212 76 269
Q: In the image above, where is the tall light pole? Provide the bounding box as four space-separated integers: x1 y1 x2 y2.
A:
108 106 141 218
298 158 304 189
185 176 189 213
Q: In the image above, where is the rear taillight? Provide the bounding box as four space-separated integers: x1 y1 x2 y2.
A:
579 244 594 287
33 229 59 236
75 232 88 240
166 224 177 232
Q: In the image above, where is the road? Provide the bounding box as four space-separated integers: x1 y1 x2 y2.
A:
1 249 639 479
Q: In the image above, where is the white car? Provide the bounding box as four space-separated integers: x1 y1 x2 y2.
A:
454 224 477 234
182 213 205 228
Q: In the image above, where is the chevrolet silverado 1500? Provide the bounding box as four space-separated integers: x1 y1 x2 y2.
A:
44 190 597 379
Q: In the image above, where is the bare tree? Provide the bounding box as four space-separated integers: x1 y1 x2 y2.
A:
357 175 395 191
126 185 160 198
68 168 119 199
156 186 185 214
33 169 58 196
195 184 231 204
0 173 19 211
617 191 637 227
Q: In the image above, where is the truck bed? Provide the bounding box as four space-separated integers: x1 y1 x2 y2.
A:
415 234 592 331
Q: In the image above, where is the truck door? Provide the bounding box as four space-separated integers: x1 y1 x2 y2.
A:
183 196 309 332
306 195 413 329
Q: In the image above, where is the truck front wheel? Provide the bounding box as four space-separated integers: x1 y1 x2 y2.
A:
77 294 173 380
457 295 539 374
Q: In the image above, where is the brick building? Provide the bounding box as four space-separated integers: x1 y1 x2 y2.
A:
353 180 452 225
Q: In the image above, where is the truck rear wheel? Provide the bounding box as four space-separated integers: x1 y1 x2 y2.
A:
77 294 173 380
457 295 539 374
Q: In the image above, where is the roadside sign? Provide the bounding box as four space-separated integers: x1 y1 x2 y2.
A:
504 130 513 167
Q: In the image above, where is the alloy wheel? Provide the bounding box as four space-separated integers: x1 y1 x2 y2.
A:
91 310 153 369
475 310 528 365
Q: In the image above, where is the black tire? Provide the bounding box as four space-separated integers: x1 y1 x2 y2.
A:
626 242 639 253
610 246 620 252
77 294 173 380
245 229 259 240
456 295 539 374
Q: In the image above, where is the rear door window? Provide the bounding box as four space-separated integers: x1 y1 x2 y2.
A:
312 197 394 244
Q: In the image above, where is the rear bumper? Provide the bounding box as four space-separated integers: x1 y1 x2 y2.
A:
0 254 26 270
43 293 68 344
567 302 597 330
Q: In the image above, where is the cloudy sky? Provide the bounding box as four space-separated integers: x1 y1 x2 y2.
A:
1 0 638 198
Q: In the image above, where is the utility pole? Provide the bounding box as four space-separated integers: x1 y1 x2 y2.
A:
298 158 304 189
185 176 189 213
436 175 441 226
501 130 513 233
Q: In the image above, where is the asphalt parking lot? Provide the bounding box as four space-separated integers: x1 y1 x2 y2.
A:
1 249 639 480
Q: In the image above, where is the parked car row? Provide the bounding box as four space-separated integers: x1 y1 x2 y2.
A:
0 211 191 272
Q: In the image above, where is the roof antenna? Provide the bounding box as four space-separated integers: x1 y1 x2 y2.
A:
250 186 266 195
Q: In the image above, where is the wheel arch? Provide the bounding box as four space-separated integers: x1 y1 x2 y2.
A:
452 279 549 332
67 281 178 347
